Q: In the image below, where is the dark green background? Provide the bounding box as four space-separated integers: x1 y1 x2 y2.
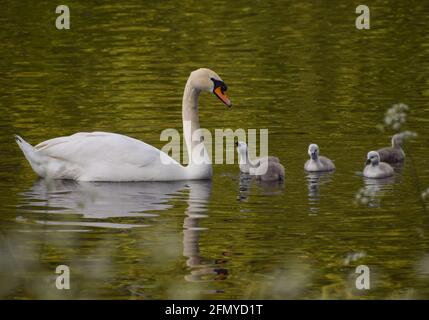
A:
0 0 429 299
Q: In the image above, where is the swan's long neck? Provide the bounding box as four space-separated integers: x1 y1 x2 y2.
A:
182 79 211 173
237 150 249 166
238 149 258 172
244 150 257 168
182 80 201 157
392 138 402 149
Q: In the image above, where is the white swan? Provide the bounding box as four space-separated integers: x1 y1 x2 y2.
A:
304 144 335 172
363 151 394 179
15 68 231 181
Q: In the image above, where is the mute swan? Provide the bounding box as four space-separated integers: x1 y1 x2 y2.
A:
15 68 231 181
235 141 285 181
304 144 335 172
377 133 405 164
363 151 394 179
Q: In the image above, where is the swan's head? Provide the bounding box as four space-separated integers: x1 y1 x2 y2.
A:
235 141 248 156
366 151 380 165
308 144 319 160
189 68 231 107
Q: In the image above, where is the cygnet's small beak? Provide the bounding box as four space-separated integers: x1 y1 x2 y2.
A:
365 159 371 165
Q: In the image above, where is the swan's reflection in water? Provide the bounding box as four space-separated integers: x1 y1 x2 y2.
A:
238 173 253 201
359 176 396 207
238 173 284 201
20 179 187 219
183 181 228 283
18 179 228 284
306 172 334 214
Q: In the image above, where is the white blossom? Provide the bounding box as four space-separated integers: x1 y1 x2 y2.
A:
383 103 409 131
355 187 378 205
422 188 429 201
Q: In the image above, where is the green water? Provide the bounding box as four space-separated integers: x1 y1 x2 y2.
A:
1 0 429 299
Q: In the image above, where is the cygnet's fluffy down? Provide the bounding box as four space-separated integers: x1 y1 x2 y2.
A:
377 133 405 164
235 141 285 181
363 151 394 179
304 144 335 172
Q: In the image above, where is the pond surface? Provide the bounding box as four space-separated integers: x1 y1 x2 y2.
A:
1 1 429 299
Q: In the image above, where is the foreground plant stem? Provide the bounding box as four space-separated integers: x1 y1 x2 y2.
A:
404 145 428 215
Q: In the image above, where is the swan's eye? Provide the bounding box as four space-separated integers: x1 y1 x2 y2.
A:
211 77 231 107
211 78 226 91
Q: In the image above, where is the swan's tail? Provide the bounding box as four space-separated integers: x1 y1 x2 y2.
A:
14 135 43 177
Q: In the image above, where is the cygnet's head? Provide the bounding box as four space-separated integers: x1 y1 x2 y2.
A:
235 141 248 156
366 151 380 165
188 68 231 107
308 144 319 160
391 133 403 148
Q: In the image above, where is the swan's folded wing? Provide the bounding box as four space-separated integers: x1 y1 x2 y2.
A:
35 132 163 168
253 156 279 166
377 147 404 163
318 156 335 171
267 156 280 163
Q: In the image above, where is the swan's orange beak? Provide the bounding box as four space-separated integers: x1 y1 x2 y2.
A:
214 87 232 108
